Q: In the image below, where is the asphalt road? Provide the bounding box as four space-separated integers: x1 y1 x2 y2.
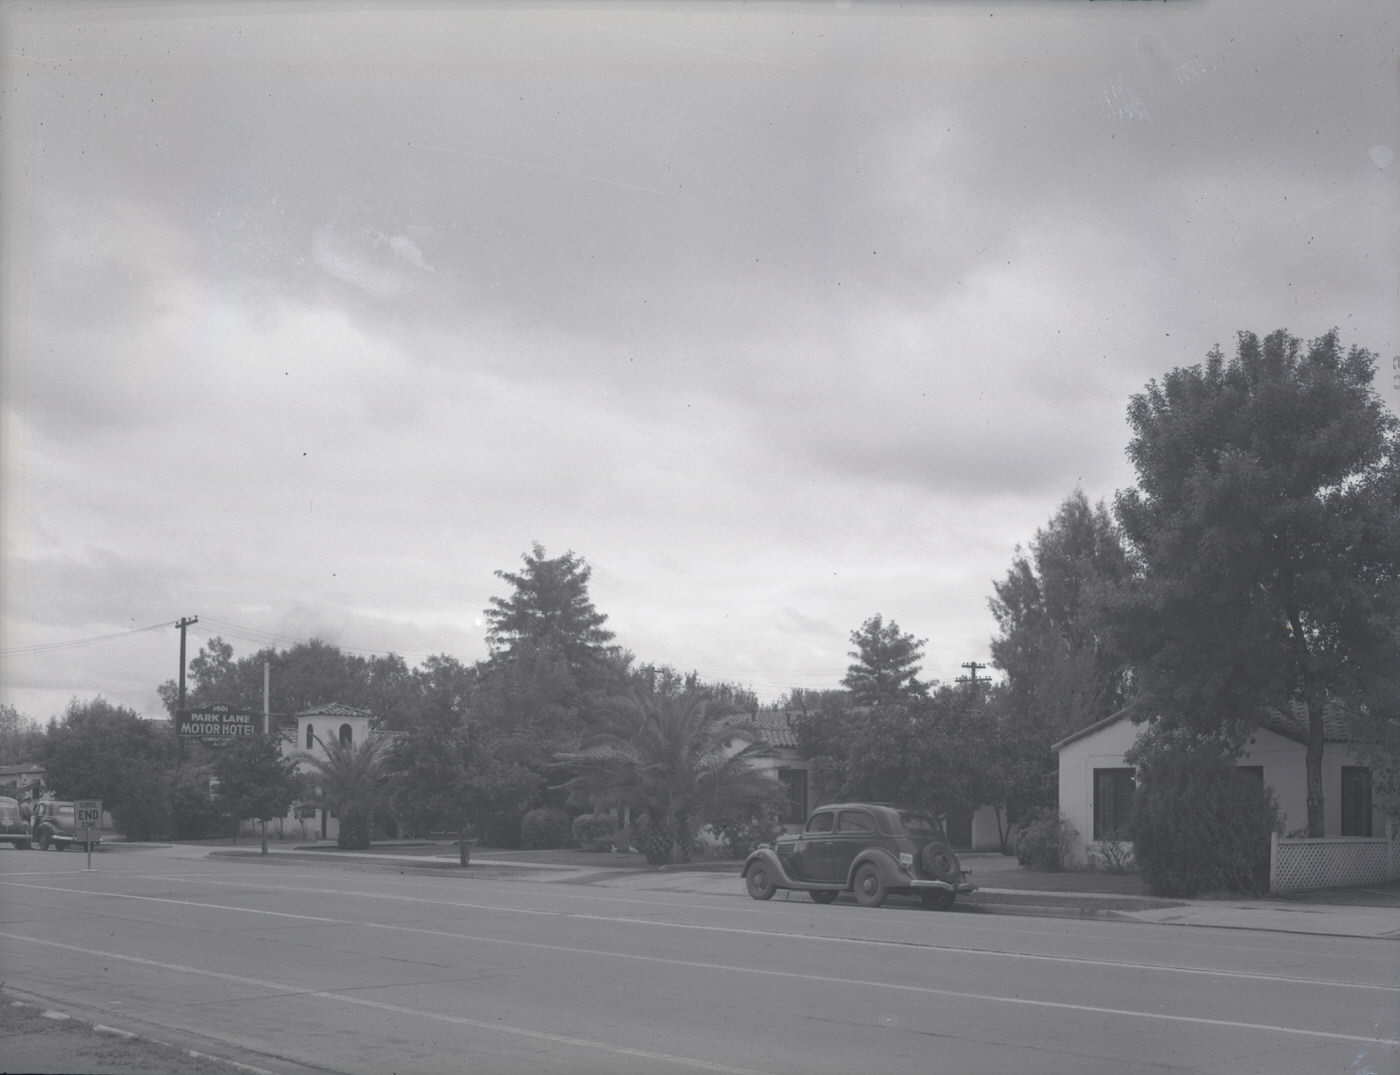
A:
1 846 1396 1075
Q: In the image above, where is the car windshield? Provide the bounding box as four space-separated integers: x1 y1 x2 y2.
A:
898 812 940 835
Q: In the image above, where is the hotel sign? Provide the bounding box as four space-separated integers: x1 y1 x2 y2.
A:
177 704 260 745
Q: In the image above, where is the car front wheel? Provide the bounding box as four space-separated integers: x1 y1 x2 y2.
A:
852 863 887 908
745 865 777 900
38 830 51 851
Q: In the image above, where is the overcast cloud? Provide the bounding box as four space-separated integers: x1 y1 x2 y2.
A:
3 1 1397 722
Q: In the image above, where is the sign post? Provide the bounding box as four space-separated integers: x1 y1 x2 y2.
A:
75 799 101 870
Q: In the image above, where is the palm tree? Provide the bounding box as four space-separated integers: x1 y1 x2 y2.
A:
299 736 386 850
556 691 784 864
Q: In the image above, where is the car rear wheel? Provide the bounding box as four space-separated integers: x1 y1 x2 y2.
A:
745 865 777 900
919 889 956 911
852 863 887 907
809 890 839 904
38 830 51 851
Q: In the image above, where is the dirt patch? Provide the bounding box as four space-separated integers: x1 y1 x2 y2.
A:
0 995 264 1075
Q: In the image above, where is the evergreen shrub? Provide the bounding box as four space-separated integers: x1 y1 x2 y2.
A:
571 812 617 851
521 806 573 849
1128 729 1282 898
708 802 782 858
1014 808 1078 871
633 812 691 865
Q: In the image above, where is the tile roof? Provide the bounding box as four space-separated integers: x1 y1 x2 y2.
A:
1050 702 1361 752
722 709 801 750
294 702 372 720
1257 701 1358 745
0 763 46 777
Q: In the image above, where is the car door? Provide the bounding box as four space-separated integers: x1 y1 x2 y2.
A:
793 809 837 881
830 808 878 884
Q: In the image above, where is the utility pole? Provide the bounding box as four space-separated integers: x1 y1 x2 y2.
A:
956 660 988 693
175 616 199 712
175 616 198 760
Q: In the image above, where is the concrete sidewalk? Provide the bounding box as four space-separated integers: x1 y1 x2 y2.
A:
581 865 1400 938
188 843 1400 940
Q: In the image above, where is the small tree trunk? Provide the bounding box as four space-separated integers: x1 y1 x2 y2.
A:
1289 611 1326 837
1305 704 1326 837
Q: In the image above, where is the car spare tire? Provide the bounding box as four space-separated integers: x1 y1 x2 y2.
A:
921 842 961 884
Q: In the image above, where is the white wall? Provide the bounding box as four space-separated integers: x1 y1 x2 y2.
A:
282 711 375 842
1239 728 1383 836
970 804 1015 852
1057 717 1142 866
1059 719 1387 866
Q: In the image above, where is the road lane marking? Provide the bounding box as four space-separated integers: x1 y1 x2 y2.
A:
6 875 1396 995
0 931 769 1075
2 927 1392 1051
0 880 341 922
15 874 1385 996
92 863 1388 961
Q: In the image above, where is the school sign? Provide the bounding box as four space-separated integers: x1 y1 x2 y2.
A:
176 703 261 746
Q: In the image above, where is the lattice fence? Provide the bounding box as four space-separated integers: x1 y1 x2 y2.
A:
1270 826 1399 893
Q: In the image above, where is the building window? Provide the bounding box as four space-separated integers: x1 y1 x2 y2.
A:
339 723 353 747
1235 766 1264 788
1093 768 1135 840
306 724 314 749
777 768 807 824
1341 767 1372 837
836 809 876 833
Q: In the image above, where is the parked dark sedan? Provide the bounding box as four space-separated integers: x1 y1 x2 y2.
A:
0 796 31 849
741 802 975 910
30 800 100 851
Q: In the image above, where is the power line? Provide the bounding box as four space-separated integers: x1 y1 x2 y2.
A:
196 617 442 662
0 620 177 658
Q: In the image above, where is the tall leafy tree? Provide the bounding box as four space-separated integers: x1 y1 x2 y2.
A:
629 664 759 712
385 667 541 858
949 686 1058 852
1110 329 1400 835
41 698 177 839
841 615 928 706
555 691 783 865
0 704 44 765
159 637 368 719
990 490 1132 742
795 687 993 825
160 638 433 732
485 544 624 699
210 734 301 852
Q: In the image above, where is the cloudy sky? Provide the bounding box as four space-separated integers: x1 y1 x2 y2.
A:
2 0 1397 723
